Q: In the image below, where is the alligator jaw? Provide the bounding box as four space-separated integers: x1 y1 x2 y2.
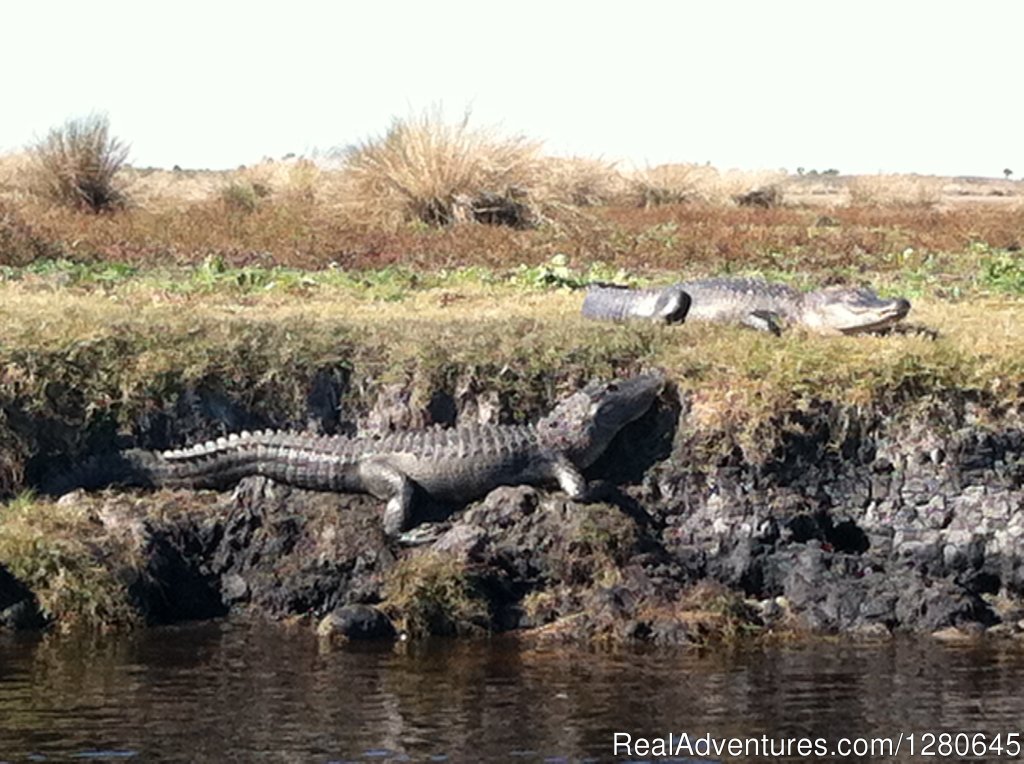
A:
832 297 912 335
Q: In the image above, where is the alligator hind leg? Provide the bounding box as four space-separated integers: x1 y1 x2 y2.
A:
654 285 691 323
356 459 416 537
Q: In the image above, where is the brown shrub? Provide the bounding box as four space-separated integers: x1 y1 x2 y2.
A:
338 110 546 229
627 164 788 208
847 174 944 208
28 114 130 213
0 202 64 265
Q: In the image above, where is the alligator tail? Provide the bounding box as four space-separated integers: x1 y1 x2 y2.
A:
41 449 169 496
42 435 363 496
582 284 690 323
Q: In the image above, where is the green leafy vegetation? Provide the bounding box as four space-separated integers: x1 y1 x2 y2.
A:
978 247 1024 294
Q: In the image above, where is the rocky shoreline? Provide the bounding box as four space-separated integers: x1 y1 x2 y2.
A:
3 381 1023 644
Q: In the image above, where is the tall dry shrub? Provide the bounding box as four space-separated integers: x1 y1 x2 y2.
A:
30 114 130 212
534 156 625 207
339 111 544 228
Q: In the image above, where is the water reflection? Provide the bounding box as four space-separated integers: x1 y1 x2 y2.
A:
0 621 1022 761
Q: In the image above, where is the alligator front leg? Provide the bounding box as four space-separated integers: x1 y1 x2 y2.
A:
356 458 416 537
744 310 784 336
551 454 588 500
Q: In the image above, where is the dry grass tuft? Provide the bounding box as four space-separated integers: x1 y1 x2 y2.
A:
627 163 788 207
847 174 945 208
120 166 222 210
629 163 719 206
28 114 130 213
0 152 34 201
338 109 546 229
534 156 627 207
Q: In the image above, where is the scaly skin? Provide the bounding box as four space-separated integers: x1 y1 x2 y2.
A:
49 374 664 537
582 277 911 335
581 284 691 323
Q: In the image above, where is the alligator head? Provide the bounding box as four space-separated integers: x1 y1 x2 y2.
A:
537 373 664 467
800 286 911 335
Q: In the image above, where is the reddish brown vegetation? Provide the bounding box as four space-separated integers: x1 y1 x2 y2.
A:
3 190 1023 275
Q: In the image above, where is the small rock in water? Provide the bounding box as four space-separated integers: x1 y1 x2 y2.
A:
317 605 396 641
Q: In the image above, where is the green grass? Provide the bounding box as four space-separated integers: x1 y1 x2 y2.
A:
3 244 1022 302
0 494 144 629
383 552 492 636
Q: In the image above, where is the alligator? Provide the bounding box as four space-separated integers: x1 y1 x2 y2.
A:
582 278 911 335
47 374 664 539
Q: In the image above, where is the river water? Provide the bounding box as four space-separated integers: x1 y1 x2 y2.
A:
2 620 1023 762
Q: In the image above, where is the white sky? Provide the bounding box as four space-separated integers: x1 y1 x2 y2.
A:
4 1 1021 176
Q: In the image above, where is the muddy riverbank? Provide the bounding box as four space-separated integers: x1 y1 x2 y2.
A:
3 375 1023 644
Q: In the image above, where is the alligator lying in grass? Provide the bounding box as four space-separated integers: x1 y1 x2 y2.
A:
583 278 911 335
48 374 664 539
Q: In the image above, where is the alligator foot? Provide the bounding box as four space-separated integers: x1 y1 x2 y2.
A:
232 475 280 508
877 322 940 340
743 310 784 335
397 521 452 547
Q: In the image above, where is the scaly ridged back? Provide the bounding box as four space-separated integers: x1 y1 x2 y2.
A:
676 278 803 323
52 425 551 501
161 424 541 464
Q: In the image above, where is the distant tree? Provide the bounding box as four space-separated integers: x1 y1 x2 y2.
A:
1004 168 1014 179
796 167 805 176
823 169 840 176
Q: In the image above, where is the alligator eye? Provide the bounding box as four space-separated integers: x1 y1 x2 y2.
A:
606 383 619 392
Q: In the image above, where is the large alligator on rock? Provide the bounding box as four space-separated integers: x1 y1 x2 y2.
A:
48 374 663 539
583 277 911 335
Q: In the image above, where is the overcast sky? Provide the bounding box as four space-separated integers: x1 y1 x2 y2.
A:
4 1 1020 176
